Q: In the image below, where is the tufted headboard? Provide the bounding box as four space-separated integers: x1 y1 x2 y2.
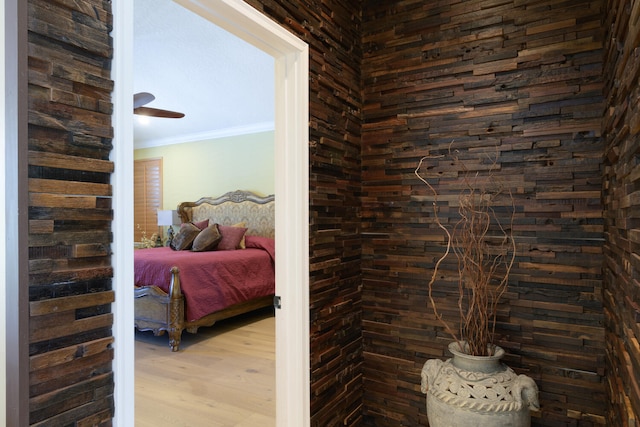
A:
177 190 275 238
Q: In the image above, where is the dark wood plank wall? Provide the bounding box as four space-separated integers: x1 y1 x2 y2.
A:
602 0 640 425
361 1 606 426
242 1 364 425
24 0 366 423
27 0 115 425
22 0 640 425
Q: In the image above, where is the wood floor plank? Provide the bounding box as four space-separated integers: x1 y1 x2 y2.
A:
135 308 275 427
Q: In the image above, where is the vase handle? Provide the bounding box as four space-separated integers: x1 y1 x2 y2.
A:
513 375 540 411
421 359 443 394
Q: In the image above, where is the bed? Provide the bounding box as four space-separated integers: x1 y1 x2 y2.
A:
134 190 275 351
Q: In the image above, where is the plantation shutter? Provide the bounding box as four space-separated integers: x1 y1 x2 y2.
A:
134 158 163 242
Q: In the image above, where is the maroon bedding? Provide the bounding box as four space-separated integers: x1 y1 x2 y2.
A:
134 236 275 321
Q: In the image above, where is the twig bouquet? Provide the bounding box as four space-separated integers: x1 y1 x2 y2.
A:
415 145 516 356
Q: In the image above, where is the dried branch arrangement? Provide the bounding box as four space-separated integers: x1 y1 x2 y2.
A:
415 146 516 356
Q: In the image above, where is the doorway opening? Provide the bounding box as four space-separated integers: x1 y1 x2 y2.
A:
111 0 310 425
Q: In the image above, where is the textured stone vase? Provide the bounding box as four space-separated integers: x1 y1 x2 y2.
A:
421 341 539 427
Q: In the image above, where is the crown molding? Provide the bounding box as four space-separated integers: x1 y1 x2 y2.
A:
133 120 275 149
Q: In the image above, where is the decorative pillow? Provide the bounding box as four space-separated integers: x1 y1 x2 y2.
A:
191 223 222 252
170 222 200 251
217 224 248 251
193 219 209 230
233 221 247 248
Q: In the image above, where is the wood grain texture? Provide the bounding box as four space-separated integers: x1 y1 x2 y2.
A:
23 0 640 425
135 309 275 427
27 0 114 424
242 1 365 425
602 0 640 425
361 1 606 426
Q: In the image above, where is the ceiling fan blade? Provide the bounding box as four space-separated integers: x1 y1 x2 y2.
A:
133 92 155 108
134 106 185 119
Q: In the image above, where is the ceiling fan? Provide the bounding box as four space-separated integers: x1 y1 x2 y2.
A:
133 92 185 118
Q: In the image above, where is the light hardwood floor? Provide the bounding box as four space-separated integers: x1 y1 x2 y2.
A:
135 308 276 427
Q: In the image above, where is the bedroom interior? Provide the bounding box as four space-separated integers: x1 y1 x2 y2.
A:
132 0 278 422
133 191 277 424
133 190 276 350
7 0 640 426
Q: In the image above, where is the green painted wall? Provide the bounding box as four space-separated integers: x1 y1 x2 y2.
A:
134 131 275 210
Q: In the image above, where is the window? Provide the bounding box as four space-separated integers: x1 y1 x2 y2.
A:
134 158 162 242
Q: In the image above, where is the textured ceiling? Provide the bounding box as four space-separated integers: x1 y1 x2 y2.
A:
133 0 275 148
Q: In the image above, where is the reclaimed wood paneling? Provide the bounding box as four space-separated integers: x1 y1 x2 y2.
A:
602 0 640 425
361 1 606 426
27 0 114 424
242 1 364 425
27 0 640 426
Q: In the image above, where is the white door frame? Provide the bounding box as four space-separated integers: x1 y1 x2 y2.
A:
111 1 310 426
1 0 9 422
3 0 30 424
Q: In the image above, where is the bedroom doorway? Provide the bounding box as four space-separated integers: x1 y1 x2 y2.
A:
111 1 310 426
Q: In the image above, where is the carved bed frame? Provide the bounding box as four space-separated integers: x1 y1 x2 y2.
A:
134 190 275 351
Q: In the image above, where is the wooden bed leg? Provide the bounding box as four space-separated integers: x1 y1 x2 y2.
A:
168 266 184 352
168 330 181 352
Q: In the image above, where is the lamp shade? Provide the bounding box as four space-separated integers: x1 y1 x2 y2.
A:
157 210 180 226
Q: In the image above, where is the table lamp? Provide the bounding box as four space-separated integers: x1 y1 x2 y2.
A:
157 210 180 246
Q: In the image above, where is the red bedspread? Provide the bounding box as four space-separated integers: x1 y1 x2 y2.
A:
134 236 275 321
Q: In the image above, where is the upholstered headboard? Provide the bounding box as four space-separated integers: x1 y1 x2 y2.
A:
177 190 275 238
